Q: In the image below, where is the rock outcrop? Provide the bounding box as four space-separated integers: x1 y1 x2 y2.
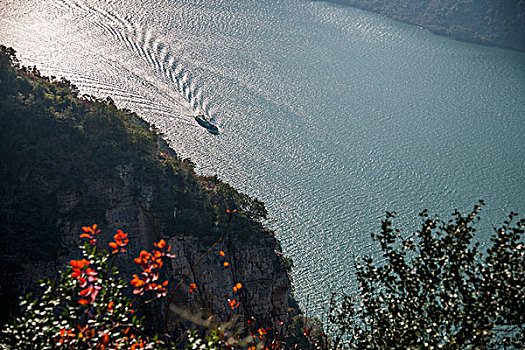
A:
166 234 290 325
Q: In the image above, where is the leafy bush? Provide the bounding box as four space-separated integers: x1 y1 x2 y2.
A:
325 202 524 349
0 225 171 349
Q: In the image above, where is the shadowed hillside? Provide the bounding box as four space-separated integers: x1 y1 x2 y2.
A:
328 0 525 51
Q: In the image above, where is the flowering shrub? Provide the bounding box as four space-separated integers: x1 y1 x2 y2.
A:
0 225 172 350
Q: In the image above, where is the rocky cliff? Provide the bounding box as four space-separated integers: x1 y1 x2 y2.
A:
166 234 290 326
328 0 525 52
0 46 293 330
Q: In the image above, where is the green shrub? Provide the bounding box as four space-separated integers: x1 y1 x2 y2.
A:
325 202 524 349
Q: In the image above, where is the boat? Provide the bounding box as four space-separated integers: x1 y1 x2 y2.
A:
195 115 219 135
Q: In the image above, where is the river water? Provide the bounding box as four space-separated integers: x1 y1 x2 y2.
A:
1 0 524 315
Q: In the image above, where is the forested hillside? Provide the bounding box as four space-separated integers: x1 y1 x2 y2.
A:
330 0 525 51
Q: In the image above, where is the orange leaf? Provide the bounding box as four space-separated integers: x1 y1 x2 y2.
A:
154 239 166 249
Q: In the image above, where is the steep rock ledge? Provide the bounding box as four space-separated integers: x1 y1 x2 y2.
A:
166 234 290 325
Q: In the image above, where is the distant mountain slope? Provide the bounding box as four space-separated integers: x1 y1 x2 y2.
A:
329 0 525 51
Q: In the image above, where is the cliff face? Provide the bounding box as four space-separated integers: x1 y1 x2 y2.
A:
328 0 525 51
53 160 291 326
0 46 293 328
166 235 290 325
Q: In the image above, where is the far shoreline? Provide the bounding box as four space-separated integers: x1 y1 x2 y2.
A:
321 0 525 53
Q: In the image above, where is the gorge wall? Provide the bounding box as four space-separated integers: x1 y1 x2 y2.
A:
327 0 525 52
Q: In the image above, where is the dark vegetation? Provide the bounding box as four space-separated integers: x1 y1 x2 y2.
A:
322 203 524 349
1 46 524 348
0 45 267 244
